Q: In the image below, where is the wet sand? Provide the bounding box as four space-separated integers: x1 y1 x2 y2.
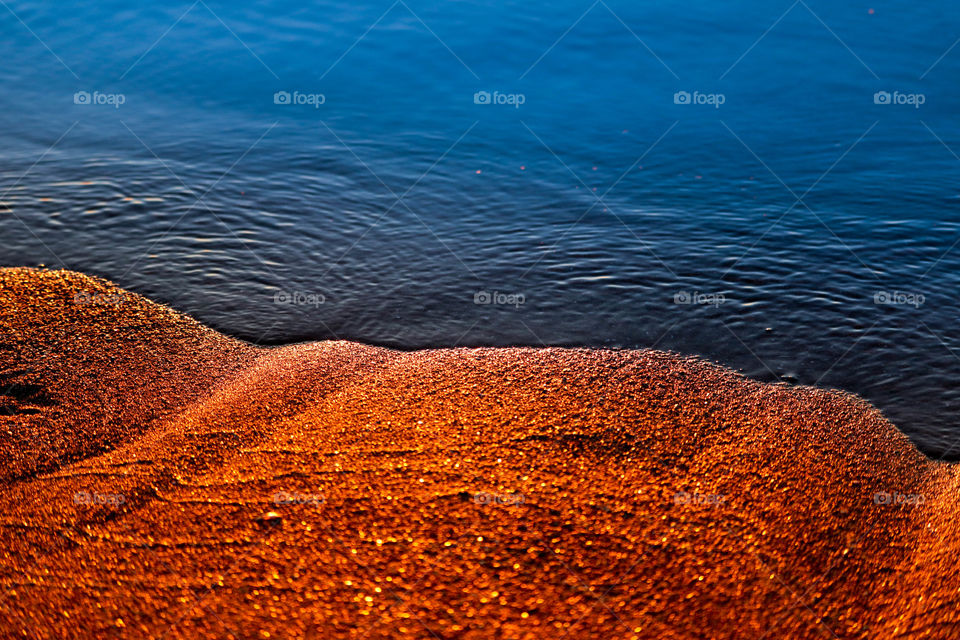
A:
1 267 958 639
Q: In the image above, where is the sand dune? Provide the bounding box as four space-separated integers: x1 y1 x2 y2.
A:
0 268 958 639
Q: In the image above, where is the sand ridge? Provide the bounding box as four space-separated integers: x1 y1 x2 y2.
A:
0 268 958 639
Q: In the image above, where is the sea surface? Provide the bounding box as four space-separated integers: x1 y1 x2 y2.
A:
2 0 960 457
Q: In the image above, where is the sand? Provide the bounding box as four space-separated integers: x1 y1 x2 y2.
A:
0 267 958 639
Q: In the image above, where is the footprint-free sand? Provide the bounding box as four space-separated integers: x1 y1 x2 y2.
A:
1 268 957 639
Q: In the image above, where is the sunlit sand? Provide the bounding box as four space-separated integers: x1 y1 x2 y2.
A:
1 268 957 638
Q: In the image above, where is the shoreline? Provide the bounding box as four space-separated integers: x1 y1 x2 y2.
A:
1 267 958 638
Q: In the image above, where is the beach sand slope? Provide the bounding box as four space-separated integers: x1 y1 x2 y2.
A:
0 268 958 639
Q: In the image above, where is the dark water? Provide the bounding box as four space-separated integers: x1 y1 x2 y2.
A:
2 1 960 457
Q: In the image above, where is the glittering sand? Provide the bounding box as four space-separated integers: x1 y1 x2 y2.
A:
1 268 958 639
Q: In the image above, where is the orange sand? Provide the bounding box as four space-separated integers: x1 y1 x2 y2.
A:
0 268 958 639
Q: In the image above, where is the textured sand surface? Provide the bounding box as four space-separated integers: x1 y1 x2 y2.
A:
0 268 958 639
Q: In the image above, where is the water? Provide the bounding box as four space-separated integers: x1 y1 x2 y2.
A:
2 0 960 457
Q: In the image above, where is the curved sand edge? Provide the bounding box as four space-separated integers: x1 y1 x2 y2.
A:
0 268 261 481
1 268 958 639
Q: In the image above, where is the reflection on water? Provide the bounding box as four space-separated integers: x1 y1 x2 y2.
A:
2 0 960 456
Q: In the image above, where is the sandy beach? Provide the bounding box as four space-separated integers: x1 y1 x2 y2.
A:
1 267 958 639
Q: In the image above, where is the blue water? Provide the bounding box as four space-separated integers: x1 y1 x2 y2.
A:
2 0 960 456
